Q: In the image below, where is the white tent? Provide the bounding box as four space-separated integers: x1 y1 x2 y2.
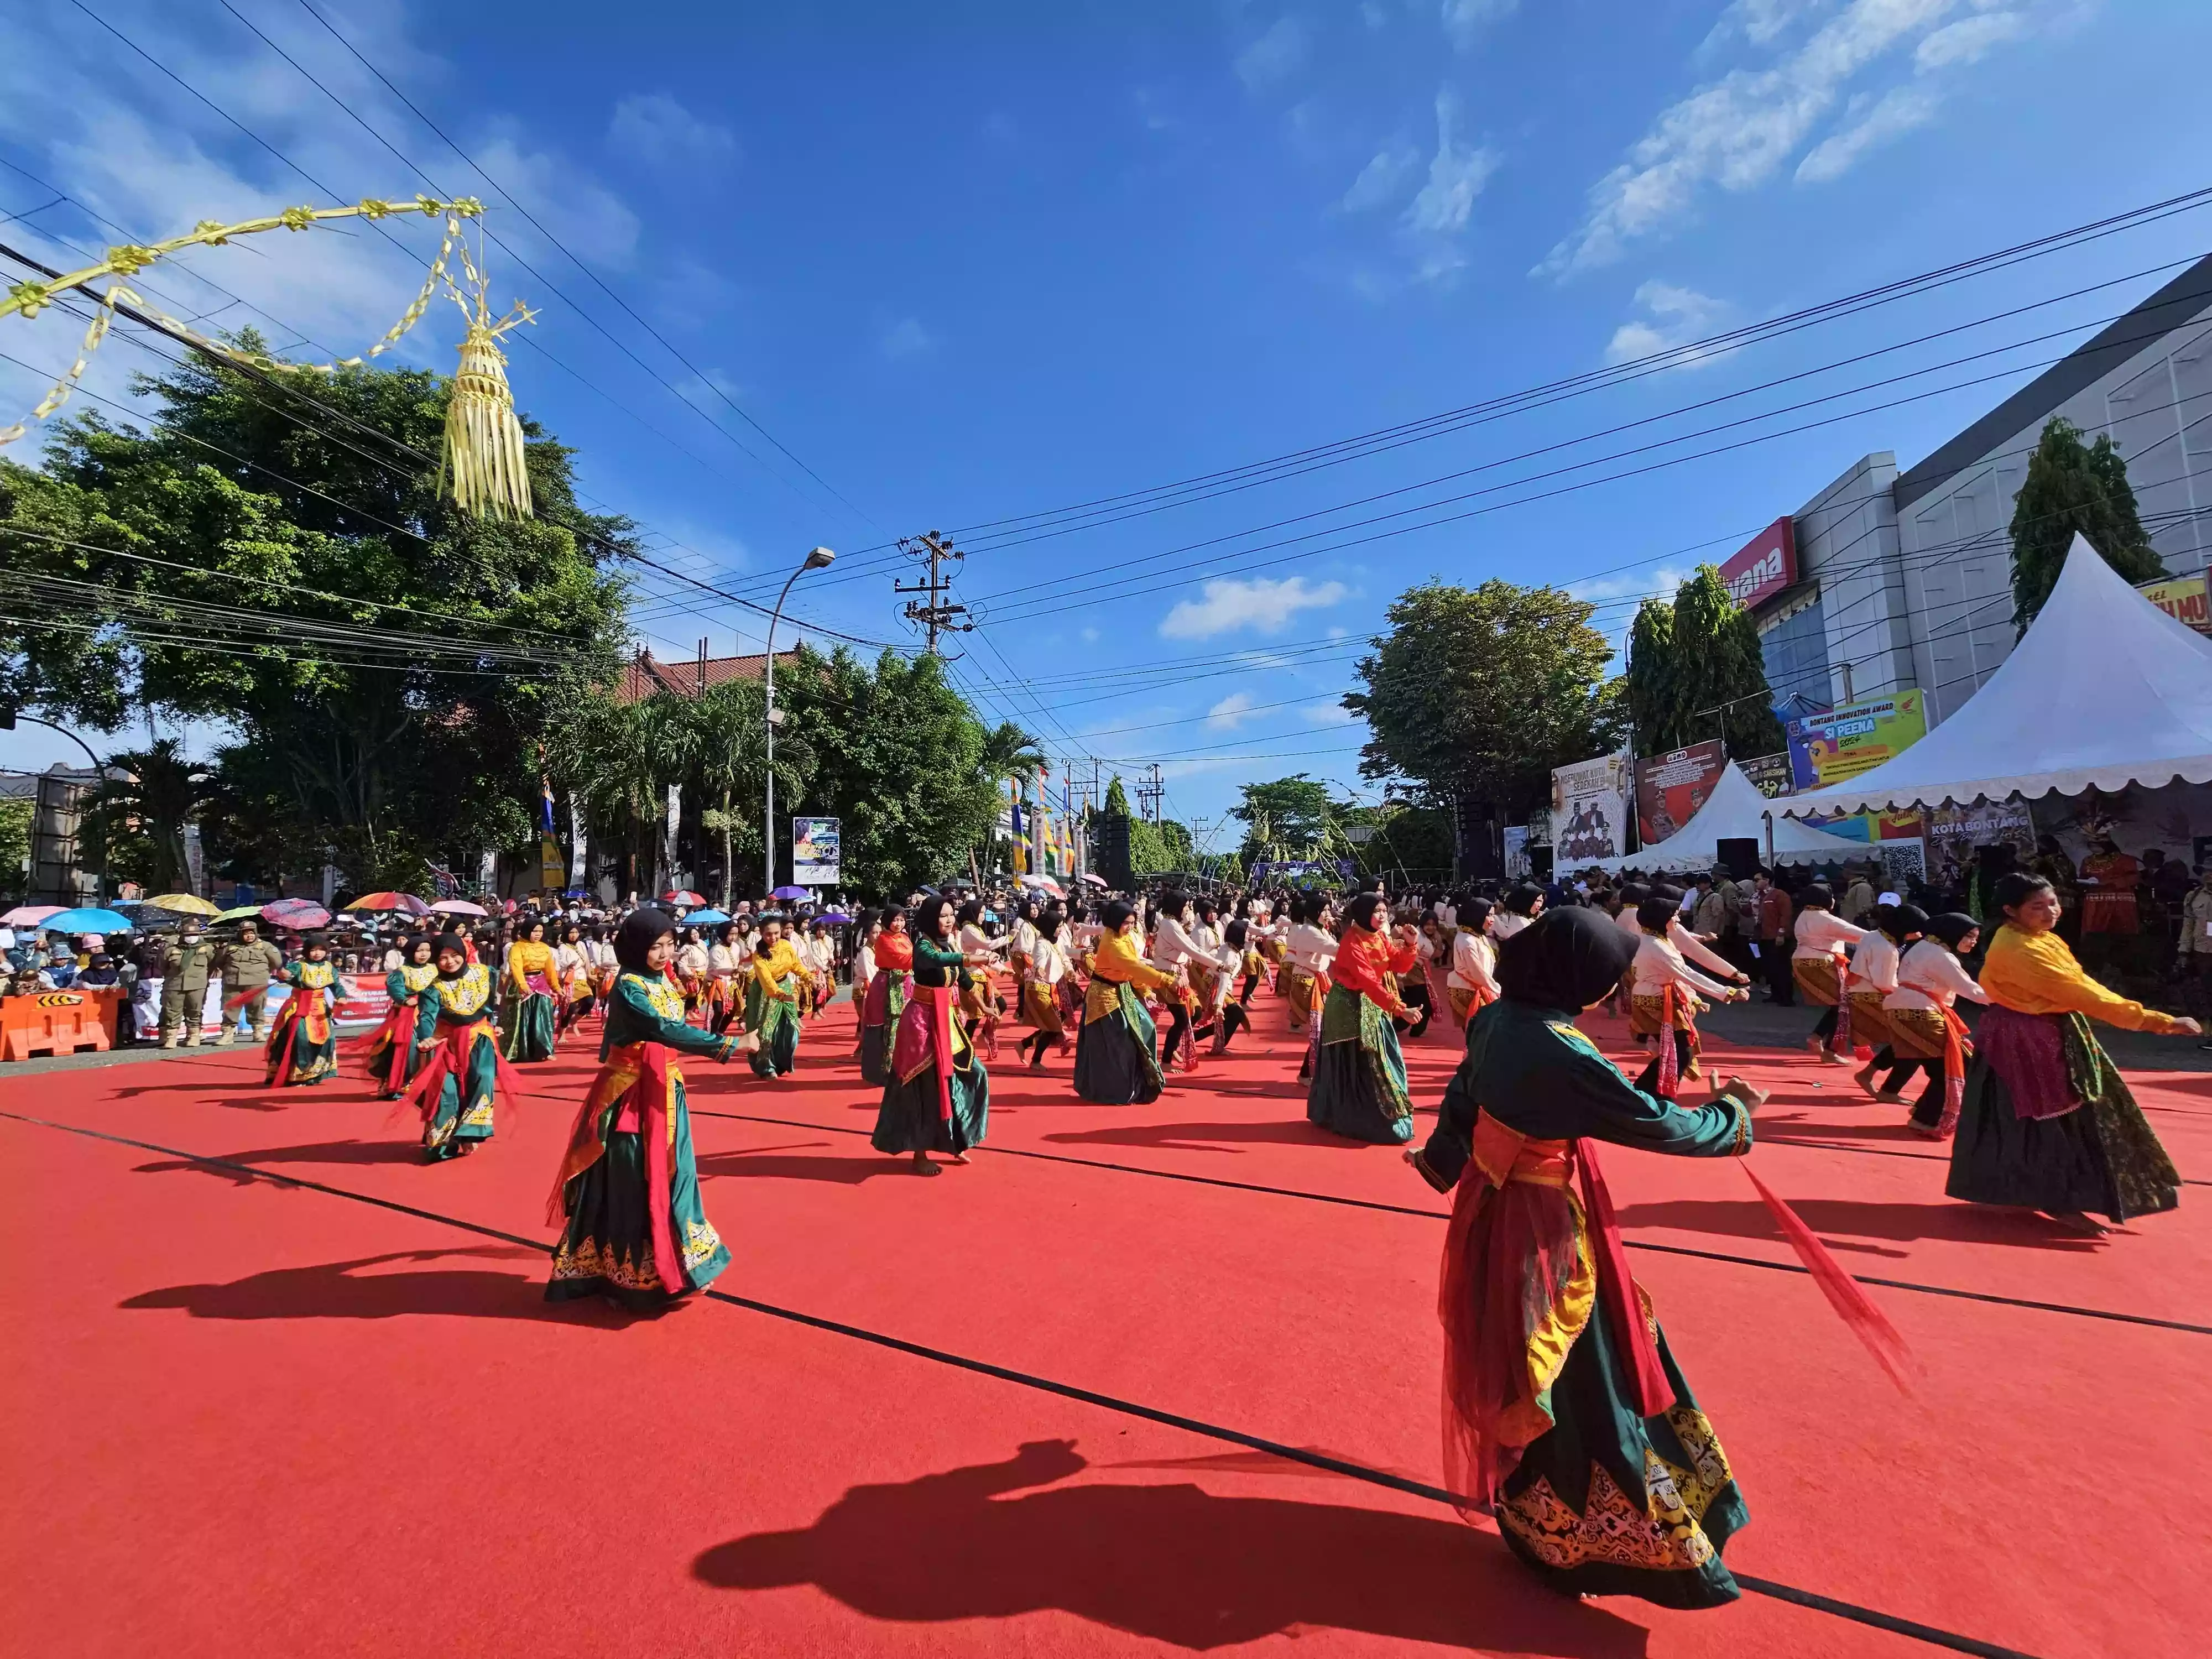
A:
1786 535 2212 818
1577 761 1864 874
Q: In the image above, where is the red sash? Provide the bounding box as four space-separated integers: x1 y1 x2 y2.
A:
401 1016 523 1128
547 1041 685 1293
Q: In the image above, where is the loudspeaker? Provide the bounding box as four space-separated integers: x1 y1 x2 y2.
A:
1717 837 1761 879
1093 814 1133 891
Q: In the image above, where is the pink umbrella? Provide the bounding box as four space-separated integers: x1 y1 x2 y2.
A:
429 899 489 917
1 904 62 927
262 899 332 930
343 891 432 916
662 889 706 906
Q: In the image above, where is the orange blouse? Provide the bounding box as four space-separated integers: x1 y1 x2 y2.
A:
1329 926 1416 1014
875 932 914 972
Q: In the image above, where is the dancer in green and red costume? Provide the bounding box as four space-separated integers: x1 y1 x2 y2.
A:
872 896 993 1174
264 931 341 1087
547 907 740 1308
405 932 519 1161
1410 907 1758 1609
364 933 438 1100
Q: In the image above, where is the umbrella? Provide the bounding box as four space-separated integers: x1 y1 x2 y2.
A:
816 911 854 926
1078 873 1107 887
1018 875 1066 898
38 906 136 935
345 891 431 916
145 893 220 916
685 907 732 925
662 889 706 906
213 904 264 922
430 899 489 917
262 899 332 930
769 885 810 902
0 904 62 927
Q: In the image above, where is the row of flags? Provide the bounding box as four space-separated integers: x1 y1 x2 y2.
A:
1008 773 1081 877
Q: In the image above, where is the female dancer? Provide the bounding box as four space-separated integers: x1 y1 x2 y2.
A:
265 931 341 1087
745 915 809 1080
706 922 747 1037
1947 873 2194 1231
554 922 595 1037
1307 892 1421 1144
366 933 437 1099
674 926 711 1022
955 900 1010 1061
1281 894 1337 1035
1790 885 1865 1063
848 914 881 1062
1626 896 1747 1098
547 908 740 1308
858 907 911 1086
872 896 993 1172
1073 899 1176 1104
1016 903 1076 1069
1410 908 1755 1608
1447 897 1501 1034
1883 912 1988 1137
1848 904 1925 1101
1491 884 1543 942
1009 898 1041 1037
502 915 560 1062
406 932 513 1161
1148 891 1211 1072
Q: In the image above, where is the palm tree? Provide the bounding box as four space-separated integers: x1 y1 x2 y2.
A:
81 738 218 894
974 721 1045 873
549 692 694 898
681 679 813 905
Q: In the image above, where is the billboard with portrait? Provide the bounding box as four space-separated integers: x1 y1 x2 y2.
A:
791 816 841 886
1550 754 1629 864
1633 741 1726 848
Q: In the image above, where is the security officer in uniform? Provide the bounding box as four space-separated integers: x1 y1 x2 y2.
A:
214 920 285 1045
160 922 217 1047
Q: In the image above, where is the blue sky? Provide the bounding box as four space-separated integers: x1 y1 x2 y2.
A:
4 0 2210 853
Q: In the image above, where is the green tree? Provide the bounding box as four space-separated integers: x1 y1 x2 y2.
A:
1625 598 1677 752
1666 566 1785 755
79 738 219 895
2009 416 2165 633
1103 775 1133 816
1233 775 1335 862
681 677 814 905
1343 580 1622 821
0 796 29 900
0 336 630 891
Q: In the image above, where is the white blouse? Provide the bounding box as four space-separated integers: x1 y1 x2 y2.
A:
1448 928 1498 997
1846 930 1901 995
1885 941 1988 1012
1629 934 1736 999
1283 922 1337 976
1792 909 1866 962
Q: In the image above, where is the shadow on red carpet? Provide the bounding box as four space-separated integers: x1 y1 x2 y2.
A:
692 1438 1651 1656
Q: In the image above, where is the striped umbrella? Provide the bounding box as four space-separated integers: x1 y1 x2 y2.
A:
343 891 432 916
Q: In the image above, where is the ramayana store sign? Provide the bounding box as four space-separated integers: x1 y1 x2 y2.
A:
1720 517 1797 610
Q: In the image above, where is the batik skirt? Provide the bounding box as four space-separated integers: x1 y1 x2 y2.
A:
1307 985 1414 1144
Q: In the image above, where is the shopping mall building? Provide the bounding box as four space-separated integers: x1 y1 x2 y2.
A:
1734 252 2212 730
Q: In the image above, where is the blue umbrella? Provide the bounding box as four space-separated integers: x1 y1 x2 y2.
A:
39 907 137 935
770 885 810 901
685 907 732 925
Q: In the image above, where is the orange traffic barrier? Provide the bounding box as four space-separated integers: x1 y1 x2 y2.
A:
1 987 123 1061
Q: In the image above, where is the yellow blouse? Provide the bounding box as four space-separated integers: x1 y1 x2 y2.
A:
750 938 808 995
1980 924 2181 1034
1089 928 1176 992
506 939 556 993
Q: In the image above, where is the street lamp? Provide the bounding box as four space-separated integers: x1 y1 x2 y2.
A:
763 546 835 900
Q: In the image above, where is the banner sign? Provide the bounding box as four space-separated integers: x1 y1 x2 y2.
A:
1787 688 1928 790
1926 798 2037 896
1634 741 1726 847
792 816 841 886
1719 517 1797 609
1740 750 1795 798
2140 573 2212 635
1549 753 1629 864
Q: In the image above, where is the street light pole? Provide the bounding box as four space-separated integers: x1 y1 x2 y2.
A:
763 546 836 901
2 709 108 905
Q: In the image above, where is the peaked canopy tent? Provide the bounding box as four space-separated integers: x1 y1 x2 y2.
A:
1578 762 1865 874
1785 536 2212 818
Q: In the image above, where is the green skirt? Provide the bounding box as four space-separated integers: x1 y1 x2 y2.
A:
749 984 802 1078
423 1030 502 1161
873 1052 990 1156
547 1076 729 1308
1494 1311 1747 1608
1072 985 1163 1105
504 990 557 1063
1306 987 1413 1143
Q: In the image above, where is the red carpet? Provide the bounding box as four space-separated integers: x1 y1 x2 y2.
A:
3 993 2205 1658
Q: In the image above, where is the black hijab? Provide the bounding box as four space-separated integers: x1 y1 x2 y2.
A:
1926 912 1980 950
1497 908 1639 1011
1342 891 1387 933
432 932 468 978
614 908 675 975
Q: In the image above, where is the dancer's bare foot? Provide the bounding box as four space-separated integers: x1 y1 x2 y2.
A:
1853 1064 1880 1099
950 1150 972 1165
911 1150 941 1176
2042 1209 2108 1235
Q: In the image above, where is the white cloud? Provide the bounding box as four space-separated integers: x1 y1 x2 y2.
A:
1700 0 1831 53
473 130 643 267
1604 281 1738 368
1303 700 1357 724
1207 692 1259 730
1341 147 1420 212
879 316 936 359
1536 0 1984 277
1795 81 1940 181
1441 0 1519 50
1915 9 2027 67
607 93 738 168
1235 17 1309 94
1160 576 1348 640
1405 90 1499 236
1079 626 1101 643
1568 564 1693 603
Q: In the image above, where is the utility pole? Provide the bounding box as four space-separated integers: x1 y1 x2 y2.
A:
1135 763 1164 827
895 530 975 656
